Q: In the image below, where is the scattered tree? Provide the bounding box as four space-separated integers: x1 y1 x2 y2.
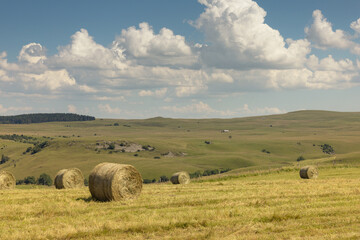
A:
0 154 10 164
297 156 305 162
24 176 36 184
159 175 169 182
321 144 335 154
37 173 53 186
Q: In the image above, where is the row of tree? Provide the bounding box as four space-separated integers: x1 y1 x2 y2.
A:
0 113 95 124
142 168 232 184
16 173 53 186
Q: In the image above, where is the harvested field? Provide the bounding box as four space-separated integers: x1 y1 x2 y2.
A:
54 168 84 189
1 166 359 239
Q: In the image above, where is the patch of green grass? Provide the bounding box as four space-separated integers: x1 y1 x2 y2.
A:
0 110 360 181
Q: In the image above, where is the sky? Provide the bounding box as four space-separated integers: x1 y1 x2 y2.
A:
1 0 360 119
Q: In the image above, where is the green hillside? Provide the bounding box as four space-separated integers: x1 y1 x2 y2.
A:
0 110 360 180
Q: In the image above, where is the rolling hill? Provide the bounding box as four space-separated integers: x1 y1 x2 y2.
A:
0 110 360 181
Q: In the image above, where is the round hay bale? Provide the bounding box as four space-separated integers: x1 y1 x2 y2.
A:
89 162 142 201
299 166 318 179
54 168 84 189
170 171 190 184
0 171 16 190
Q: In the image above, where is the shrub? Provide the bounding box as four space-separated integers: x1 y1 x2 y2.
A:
297 156 305 162
114 123 119 126
0 154 10 164
108 143 115 150
24 176 36 184
84 178 89 186
16 179 24 185
189 170 202 179
37 173 53 186
159 175 169 182
262 149 270 154
31 141 49 155
143 179 152 184
321 144 335 154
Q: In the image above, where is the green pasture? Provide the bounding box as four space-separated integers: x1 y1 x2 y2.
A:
0 110 360 180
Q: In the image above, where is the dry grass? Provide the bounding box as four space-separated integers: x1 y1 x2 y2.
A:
0 166 359 239
89 163 143 201
54 168 84 189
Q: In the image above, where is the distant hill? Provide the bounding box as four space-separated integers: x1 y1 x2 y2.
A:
0 113 95 124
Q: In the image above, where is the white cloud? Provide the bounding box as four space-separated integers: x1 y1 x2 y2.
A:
21 69 76 90
0 104 32 115
162 101 284 117
210 72 233 83
163 101 235 117
94 96 126 101
78 84 98 93
175 71 208 97
239 104 285 116
18 43 47 64
195 0 310 69
0 52 19 71
52 29 127 69
306 10 360 55
267 67 359 90
138 88 167 97
306 55 355 72
98 104 121 114
0 69 13 82
351 18 360 34
67 104 77 113
114 22 195 66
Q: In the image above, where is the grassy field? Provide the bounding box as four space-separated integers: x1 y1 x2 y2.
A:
0 166 359 239
1 110 360 181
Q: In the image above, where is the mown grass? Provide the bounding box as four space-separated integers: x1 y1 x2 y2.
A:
1 166 359 239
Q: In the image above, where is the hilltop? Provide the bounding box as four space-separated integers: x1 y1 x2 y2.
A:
0 113 95 124
0 110 360 181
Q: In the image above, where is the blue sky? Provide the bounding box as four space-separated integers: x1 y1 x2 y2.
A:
1 0 360 118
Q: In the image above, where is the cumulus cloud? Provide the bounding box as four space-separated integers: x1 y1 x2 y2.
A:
67 104 77 113
113 22 195 66
138 88 167 97
52 29 127 69
162 101 285 117
78 84 98 93
18 43 47 64
194 0 310 69
0 52 19 71
94 96 126 101
175 71 208 97
0 104 32 115
0 69 13 82
267 68 359 90
163 101 235 116
98 104 121 114
351 18 360 34
210 72 233 83
239 104 285 116
21 69 76 90
306 10 360 55
1 1 360 118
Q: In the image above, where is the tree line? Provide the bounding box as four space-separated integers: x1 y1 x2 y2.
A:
0 113 95 124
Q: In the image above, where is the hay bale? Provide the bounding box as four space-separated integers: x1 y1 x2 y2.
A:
0 171 16 190
299 166 318 179
89 162 143 201
54 168 84 189
170 171 190 184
